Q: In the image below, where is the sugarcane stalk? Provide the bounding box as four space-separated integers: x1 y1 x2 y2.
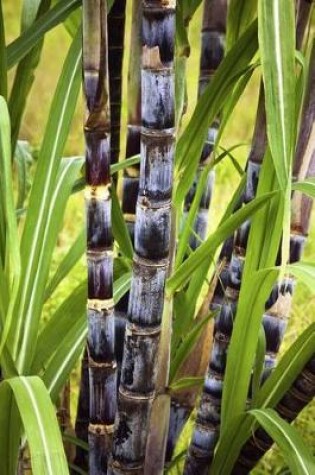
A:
108 0 127 169
109 2 176 473
232 354 315 474
184 86 267 475
83 1 117 472
166 2 227 461
184 0 227 251
120 0 142 243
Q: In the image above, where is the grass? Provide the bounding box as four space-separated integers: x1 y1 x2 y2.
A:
3 1 314 472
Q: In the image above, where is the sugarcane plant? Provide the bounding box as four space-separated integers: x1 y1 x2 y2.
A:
167 0 227 461
0 0 315 474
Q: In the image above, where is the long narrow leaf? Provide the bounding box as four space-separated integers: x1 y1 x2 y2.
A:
6 0 81 68
250 409 315 475
44 229 85 301
0 0 7 98
0 377 69 475
258 0 296 267
11 31 82 371
167 191 277 294
174 20 258 206
0 98 21 354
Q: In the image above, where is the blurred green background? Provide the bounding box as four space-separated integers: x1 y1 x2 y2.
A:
3 1 314 473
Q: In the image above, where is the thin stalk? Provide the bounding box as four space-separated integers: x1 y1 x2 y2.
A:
115 0 142 389
232 355 315 474
108 0 126 168
184 0 227 251
296 0 313 50
166 0 227 461
57 381 73 462
83 1 117 473
73 349 89 472
109 1 176 473
184 86 267 475
120 0 142 243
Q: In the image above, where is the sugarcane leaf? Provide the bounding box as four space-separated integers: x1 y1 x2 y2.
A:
258 0 296 269
0 384 20 475
176 2 190 58
43 319 87 402
176 162 213 267
52 0 81 37
14 156 83 373
169 377 204 392
250 408 315 475
14 141 33 211
212 323 315 474
44 229 85 301
169 312 213 383
0 376 69 475
11 32 82 372
111 184 133 260
0 0 7 98
174 20 258 206
226 0 257 51
111 154 140 175
221 267 279 432
167 191 277 294
6 0 81 69
63 433 88 451
114 271 132 304
292 178 315 198
287 262 315 293
251 325 266 403
9 0 51 150
68 464 87 475
0 97 21 355
31 281 86 374
258 0 296 190
71 155 141 194
218 64 258 145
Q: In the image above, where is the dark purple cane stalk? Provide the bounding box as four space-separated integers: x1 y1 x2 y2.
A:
166 1 227 461
184 87 267 475
232 355 315 474
108 0 127 169
184 0 227 251
109 1 176 473
83 1 117 472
